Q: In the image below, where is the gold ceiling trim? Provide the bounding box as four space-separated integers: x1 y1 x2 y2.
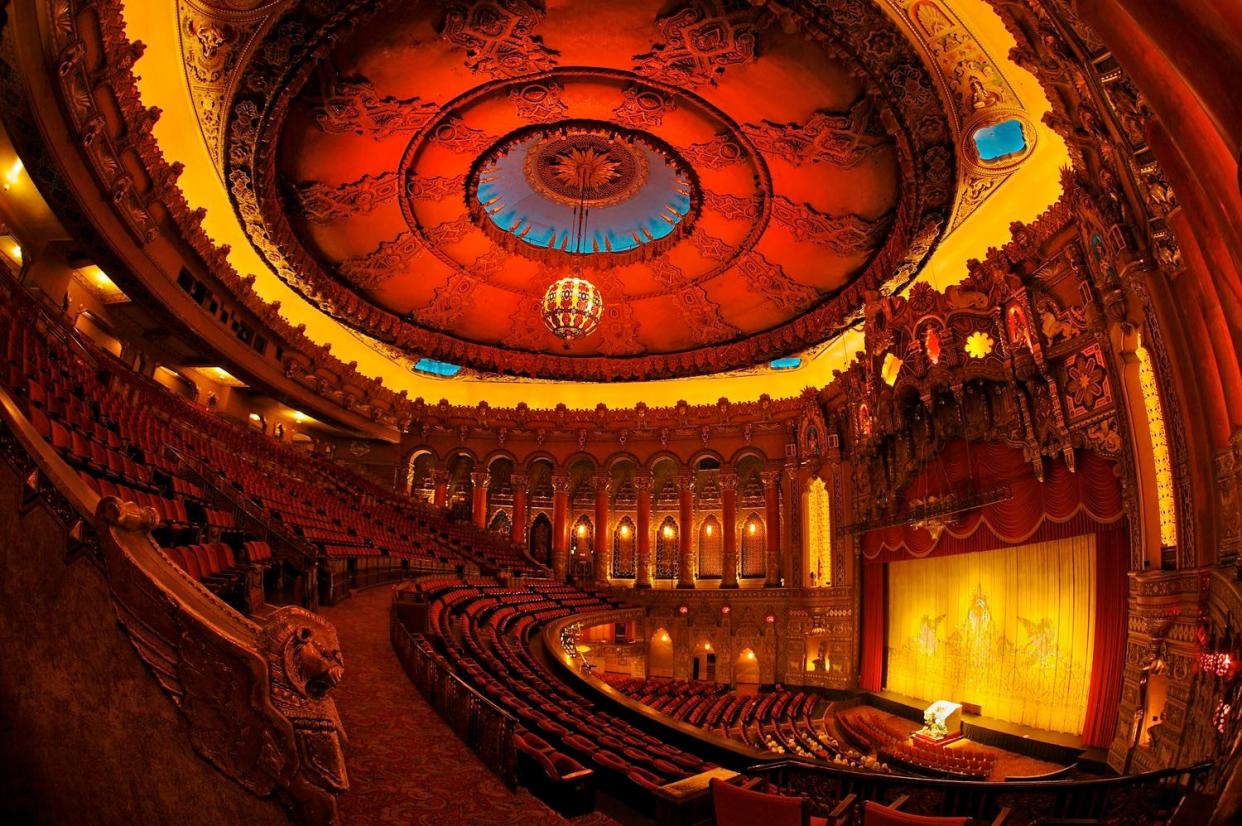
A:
132 0 1068 409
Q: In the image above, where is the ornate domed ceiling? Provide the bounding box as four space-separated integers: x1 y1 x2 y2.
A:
226 0 956 381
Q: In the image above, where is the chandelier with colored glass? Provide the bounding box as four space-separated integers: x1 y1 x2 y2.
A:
541 276 603 341
540 134 609 342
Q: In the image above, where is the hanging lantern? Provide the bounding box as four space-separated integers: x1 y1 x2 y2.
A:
542 276 603 342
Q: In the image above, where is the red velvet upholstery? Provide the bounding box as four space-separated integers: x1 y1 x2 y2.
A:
862 801 968 826
710 778 806 826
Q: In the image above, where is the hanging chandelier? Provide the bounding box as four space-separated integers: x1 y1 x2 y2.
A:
541 134 607 342
542 276 603 341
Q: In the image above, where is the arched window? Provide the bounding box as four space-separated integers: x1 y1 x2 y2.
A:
805 477 830 587
655 516 678 579
613 516 636 577
698 516 722 578
741 513 765 578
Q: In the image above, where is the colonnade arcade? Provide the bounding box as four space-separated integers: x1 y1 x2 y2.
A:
403 447 836 590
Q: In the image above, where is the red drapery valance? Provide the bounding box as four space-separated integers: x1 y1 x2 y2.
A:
858 441 1129 747
862 442 1124 562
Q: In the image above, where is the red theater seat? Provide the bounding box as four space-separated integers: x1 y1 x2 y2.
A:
862 801 969 826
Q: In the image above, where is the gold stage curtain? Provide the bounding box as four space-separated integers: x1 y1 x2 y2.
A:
885 535 1096 735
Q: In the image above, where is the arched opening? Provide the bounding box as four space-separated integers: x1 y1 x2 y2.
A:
613 515 636 578
698 515 722 579
528 512 553 566
655 516 678 579
804 477 830 587
734 648 760 686
691 639 717 682
570 514 593 580
741 512 766 578
649 627 674 679
404 450 435 500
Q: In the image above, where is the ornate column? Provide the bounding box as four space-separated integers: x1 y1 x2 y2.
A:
761 468 782 588
551 474 570 580
634 472 653 588
593 474 611 585
432 469 449 510
510 472 528 546
470 470 490 529
676 473 695 589
720 470 739 589
783 461 801 588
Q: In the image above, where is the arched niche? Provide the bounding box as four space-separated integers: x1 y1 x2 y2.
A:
655 515 678 579
734 647 760 686
698 515 723 579
740 512 766 578
649 627 674 679
612 515 636 578
528 512 553 566
804 476 831 587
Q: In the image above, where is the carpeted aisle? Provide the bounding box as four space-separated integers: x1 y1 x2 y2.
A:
320 586 616 825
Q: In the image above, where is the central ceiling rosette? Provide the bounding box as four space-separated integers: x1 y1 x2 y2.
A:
470 121 698 260
227 0 956 381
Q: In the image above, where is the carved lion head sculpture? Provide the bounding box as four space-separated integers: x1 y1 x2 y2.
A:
260 606 344 700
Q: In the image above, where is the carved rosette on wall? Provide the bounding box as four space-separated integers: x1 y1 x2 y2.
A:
221 0 957 382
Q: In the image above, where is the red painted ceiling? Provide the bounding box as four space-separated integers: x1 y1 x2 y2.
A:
232 0 955 380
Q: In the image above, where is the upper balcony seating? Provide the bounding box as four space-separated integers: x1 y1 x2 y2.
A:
0 275 542 593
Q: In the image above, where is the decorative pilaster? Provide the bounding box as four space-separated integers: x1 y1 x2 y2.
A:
470 470 490 529
720 471 739 589
551 475 570 580
634 472 653 588
593 474 612 585
676 473 695 589
761 469 782 588
432 469 449 510
510 472 528 546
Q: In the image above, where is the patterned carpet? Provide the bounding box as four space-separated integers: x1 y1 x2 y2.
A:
320 586 616 825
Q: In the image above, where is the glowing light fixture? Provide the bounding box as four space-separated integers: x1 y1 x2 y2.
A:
291 410 309 423
542 276 603 342
747 521 758 536
964 330 994 359
248 412 261 422
577 524 588 538
704 523 713 536
3 159 22 191
619 524 631 538
662 524 675 539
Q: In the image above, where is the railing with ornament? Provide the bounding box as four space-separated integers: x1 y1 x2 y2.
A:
749 758 1211 826
390 603 518 788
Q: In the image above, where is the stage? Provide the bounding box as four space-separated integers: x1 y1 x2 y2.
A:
865 690 1109 770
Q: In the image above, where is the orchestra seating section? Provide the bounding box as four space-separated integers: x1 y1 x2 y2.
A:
0 275 540 611
599 674 886 773
410 577 719 810
835 707 999 781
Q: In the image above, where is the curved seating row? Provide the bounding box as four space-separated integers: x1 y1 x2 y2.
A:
414 577 714 811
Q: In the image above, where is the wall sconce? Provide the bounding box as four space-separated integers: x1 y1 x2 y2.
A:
678 605 688 615
662 525 675 539
765 614 776 624
705 523 713 536
619 524 631 538
721 605 731 615
748 522 758 536
577 524 587 537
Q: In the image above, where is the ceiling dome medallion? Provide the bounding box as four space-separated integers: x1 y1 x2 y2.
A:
471 121 696 263
542 276 604 342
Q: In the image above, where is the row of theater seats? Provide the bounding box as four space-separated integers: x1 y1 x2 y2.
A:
835 707 916 752
0 272 540 602
880 737 998 781
413 577 717 812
